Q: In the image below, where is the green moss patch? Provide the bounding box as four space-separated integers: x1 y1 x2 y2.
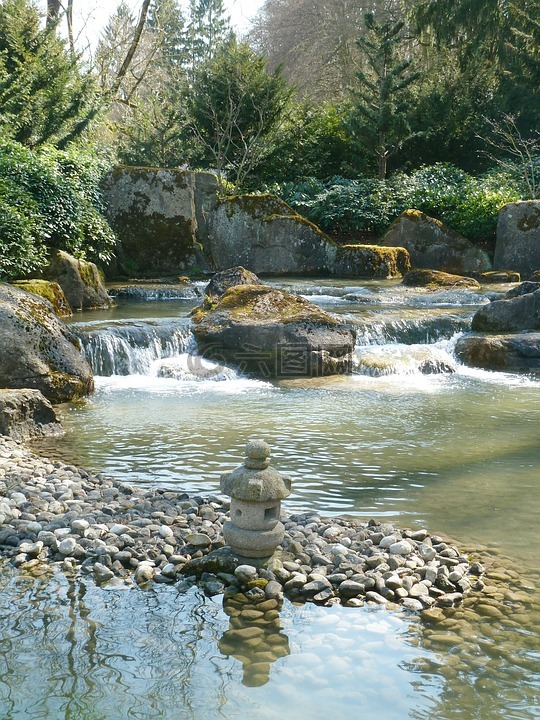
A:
10 280 71 316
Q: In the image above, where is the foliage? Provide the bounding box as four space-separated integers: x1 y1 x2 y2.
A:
0 140 116 279
242 102 355 188
272 164 520 245
0 0 95 148
346 13 421 180
479 114 540 199
185 38 294 188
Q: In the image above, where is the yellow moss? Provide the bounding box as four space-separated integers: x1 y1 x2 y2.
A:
194 284 340 326
10 280 71 316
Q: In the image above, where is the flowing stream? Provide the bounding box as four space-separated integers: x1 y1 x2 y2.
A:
1 279 539 719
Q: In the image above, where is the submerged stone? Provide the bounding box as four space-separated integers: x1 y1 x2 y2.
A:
401 269 481 290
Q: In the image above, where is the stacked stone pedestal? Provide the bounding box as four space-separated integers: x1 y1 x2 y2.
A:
220 440 291 558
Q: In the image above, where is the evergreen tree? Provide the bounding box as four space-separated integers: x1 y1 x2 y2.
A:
186 38 294 188
347 13 420 179
185 0 232 82
0 0 94 148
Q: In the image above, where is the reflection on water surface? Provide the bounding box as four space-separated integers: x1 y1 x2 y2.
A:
4 279 539 719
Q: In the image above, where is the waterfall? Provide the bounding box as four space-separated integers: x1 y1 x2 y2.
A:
75 320 194 376
354 314 470 347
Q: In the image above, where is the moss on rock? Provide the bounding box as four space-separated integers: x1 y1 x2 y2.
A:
192 283 356 378
10 280 71 316
332 244 411 278
0 283 94 403
402 269 481 290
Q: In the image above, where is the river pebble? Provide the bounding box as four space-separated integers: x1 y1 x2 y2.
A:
0 436 487 613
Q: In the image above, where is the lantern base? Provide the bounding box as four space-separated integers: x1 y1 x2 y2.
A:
222 520 285 558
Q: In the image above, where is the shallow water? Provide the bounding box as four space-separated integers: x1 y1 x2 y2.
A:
2 279 539 719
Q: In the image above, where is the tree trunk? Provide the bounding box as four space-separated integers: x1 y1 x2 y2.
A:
57 0 152 148
46 0 61 27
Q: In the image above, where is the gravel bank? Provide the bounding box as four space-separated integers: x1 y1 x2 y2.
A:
0 436 485 611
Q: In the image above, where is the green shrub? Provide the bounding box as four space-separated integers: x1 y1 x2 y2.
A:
275 163 521 245
0 140 116 279
0 178 47 277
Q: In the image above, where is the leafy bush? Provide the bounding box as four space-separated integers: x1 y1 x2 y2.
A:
274 163 521 245
0 140 115 279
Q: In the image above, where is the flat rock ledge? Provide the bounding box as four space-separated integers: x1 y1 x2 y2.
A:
0 437 485 613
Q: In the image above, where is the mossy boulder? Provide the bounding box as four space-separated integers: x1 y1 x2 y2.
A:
380 209 491 274
471 286 540 332
204 194 334 274
0 389 64 442
10 279 71 316
192 284 356 378
103 167 212 276
0 283 94 403
476 270 521 284
455 334 540 372
205 266 262 299
330 244 410 278
401 269 481 290
494 201 540 276
41 250 113 310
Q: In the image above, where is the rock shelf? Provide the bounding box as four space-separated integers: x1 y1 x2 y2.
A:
0 436 485 611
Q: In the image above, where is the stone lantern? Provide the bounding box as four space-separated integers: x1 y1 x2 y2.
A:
220 440 291 558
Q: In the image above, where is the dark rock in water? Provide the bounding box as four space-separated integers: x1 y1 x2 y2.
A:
0 389 64 441
379 209 491 274
10 280 72 316
530 270 540 281
192 284 356 378
471 288 540 332
41 250 114 310
494 201 540 276
401 269 480 290
505 281 540 299
205 267 261 299
476 270 521 284
0 283 94 402
455 333 540 372
181 547 243 577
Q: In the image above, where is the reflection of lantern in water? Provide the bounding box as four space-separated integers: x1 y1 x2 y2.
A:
220 440 292 558
219 590 290 687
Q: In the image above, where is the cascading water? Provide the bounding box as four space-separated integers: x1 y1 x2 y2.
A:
23 278 539 720
75 319 195 376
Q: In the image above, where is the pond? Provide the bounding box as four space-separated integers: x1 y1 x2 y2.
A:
1 278 539 719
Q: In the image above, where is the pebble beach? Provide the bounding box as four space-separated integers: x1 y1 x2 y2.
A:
0 435 486 614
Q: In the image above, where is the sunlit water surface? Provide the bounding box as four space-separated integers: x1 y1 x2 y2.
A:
2 279 539 719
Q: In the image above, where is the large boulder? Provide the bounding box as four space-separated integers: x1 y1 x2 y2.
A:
103 166 210 276
102 168 410 279
471 286 540 332
0 284 94 402
379 209 491 274
10 279 71 316
204 194 334 274
0 389 64 442
329 244 410 278
42 250 114 310
494 201 540 276
192 284 356 377
204 194 410 278
401 269 480 290
455 334 540 372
